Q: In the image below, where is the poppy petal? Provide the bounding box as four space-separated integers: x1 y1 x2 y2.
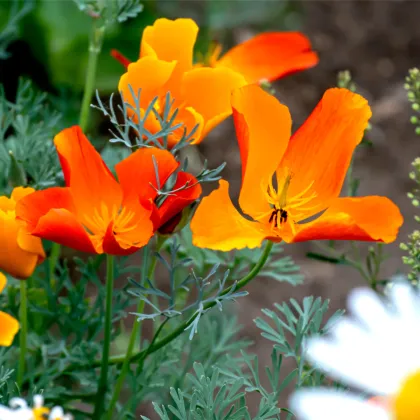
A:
0 311 19 346
169 106 204 147
0 197 14 212
0 209 41 279
191 180 268 251
141 18 198 100
158 171 202 227
54 126 122 215
181 67 247 143
118 56 176 112
10 186 35 203
280 88 372 215
0 273 5 294
140 18 197 69
284 196 403 243
17 229 45 261
115 147 179 203
16 187 98 254
216 32 319 83
231 85 292 218
102 203 154 255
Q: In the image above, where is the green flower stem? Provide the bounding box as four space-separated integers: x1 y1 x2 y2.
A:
17 279 28 389
104 240 273 367
92 254 114 420
106 243 160 419
79 20 105 132
35 240 272 392
49 242 61 288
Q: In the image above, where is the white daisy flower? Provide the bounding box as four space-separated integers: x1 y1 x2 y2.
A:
289 282 420 420
0 395 72 420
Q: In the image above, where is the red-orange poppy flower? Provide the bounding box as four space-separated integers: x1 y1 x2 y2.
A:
191 85 403 251
0 273 19 346
16 126 201 255
0 187 45 279
112 17 318 84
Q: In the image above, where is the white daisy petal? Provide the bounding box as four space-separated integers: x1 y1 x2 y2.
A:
289 389 390 420
306 335 394 394
8 398 28 409
347 288 394 333
388 283 420 321
50 406 65 419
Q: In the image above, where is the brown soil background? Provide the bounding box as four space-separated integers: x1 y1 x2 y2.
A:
146 0 420 414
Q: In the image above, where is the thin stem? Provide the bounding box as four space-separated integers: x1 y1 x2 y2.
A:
33 241 273 399
106 246 151 418
79 20 105 132
49 242 61 288
135 317 169 378
107 240 273 366
92 254 114 420
17 280 28 388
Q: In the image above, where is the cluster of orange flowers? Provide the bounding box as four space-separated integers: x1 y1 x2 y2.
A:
0 18 404 347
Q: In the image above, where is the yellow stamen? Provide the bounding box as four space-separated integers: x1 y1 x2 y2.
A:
82 202 138 247
259 171 318 233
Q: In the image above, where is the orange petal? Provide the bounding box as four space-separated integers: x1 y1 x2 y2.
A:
0 187 35 213
118 56 176 113
0 209 40 279
284 196 403 243
17 229 45 261
280 88 372 215
54 126 122 216
0 197 14 212
0 273 6 294
16 187 98 254
141 18 198 100
168 106 204 147
9 188 46 261
115 147 179 203
102 203 154 255
11 187 35 204
190 180 268 251
181 67 247 143
0 311 19 346
231 85 292 218
216 32 318 83
158 171 202 227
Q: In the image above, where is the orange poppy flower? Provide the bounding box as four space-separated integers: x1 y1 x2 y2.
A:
112 17 318 84
16 126 201 255
0 273 19 346
0 187 45 279
115 17 318 146
118 56 246 147
191 85 403 251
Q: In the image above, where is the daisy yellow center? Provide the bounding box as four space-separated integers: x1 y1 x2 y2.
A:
256 171 317 235
33 406 50 419
394 369 420 420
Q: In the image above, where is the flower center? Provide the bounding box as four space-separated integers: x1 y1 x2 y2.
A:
394 369 420 420
256 170 317 235
32 406 50 420
82 202 137 250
